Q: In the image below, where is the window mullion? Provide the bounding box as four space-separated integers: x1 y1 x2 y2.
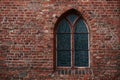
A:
71 25 74 69
71 17 79 69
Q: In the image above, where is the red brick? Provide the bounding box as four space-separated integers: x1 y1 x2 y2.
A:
0 0 119 80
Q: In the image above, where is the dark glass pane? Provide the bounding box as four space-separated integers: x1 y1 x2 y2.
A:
57 19 70 33
74 34 88 50
75 19 88 33
67 14 78 24
57 51 71 67
57 34 71 50
57 18 71 67
75 51 88 67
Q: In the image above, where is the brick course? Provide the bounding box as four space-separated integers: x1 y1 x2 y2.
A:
0 0 120 80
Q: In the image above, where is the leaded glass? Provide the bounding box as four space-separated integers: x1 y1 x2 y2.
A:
75 51 88 67
57 19 70 33
67 14 78 24
57 51 71 66
75 19 88 33
57 18 71 67
74 34 88 50
57 34 71 50
74 19 89 67
56 13 89 68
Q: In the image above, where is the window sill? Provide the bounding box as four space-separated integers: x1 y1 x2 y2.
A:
54 68 93 75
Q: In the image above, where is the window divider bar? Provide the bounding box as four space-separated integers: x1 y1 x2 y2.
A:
74 33 89 34
57 50 72 51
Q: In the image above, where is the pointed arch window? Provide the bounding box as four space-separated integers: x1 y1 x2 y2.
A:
54 10 89 69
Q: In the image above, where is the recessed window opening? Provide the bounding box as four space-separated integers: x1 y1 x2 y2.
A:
54 9 89 69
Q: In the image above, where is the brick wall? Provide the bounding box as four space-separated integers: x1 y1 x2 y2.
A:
0 0 120 80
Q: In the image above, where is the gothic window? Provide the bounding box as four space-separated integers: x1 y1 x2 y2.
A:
54 10 89 69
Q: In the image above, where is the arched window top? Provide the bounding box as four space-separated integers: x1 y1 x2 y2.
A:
57 19 70 33
55 9 89 32
67 14 78 24
75 19 88 33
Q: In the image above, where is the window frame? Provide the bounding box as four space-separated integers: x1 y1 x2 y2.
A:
53 10 90 71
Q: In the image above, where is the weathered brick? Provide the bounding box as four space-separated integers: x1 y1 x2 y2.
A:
0 0 119 80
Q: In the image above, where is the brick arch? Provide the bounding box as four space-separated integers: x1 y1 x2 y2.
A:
54 8 92 34
53 8 92 71
54 8 91 32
